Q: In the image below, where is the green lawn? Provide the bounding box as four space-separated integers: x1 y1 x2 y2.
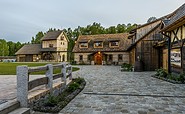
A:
0 62 80 75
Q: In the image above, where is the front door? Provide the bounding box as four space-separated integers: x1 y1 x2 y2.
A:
94 52 102 65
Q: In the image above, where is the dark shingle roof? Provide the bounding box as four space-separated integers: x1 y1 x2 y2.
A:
15 44 42 55
72 33 130 53
41 31 62 41
162 3 185 31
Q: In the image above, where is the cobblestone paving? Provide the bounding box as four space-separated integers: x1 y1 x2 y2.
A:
60 65 185 114
0 75 45 102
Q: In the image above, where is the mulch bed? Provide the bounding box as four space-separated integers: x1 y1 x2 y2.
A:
29 78 86 113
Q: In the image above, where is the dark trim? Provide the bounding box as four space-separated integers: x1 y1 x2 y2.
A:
168 37 171 73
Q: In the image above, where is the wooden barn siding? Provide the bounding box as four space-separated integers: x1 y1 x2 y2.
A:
135 28 160 71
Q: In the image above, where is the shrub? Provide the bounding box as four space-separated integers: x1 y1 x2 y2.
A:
179 73 185 83
44 94 59 107
67 83 80 92
75 77 85 85
155 68 168 78
121 63 133 71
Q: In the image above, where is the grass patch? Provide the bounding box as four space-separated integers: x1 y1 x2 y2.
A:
0 62 80 75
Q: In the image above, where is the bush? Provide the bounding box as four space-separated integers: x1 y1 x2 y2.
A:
74 77 85 85
179 73 185 83
67 83 80 92
44 94 59 107
121 63 133 71
155 68 168 78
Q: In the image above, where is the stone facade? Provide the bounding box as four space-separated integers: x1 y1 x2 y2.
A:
16 31 69 62
73 33 130 65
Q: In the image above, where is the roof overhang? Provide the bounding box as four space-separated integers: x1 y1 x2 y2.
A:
162 16 185 32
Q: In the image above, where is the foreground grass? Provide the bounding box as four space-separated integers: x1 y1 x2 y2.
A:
0 62 79 75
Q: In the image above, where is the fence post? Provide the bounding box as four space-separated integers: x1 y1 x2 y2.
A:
45 64 53 93
69 65 72 80
17 65 28 107
62 63 67 88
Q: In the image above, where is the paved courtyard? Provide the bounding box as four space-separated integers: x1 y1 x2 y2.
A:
1 65 185 113
60 65 185 114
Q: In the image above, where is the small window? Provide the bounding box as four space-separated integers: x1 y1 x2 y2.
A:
110 41 119 47
61 36 64 40
94 42 103 48
79 55 83 61
108 54 113 61
118 54 123 61
79 42 88 48
49 44 53 47
62 54 65 61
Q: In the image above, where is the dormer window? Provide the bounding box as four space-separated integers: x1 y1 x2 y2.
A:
109 41 119 47
49 44 53 48
79 42 88 48
94 41 103 48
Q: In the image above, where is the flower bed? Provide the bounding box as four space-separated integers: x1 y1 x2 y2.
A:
30 77 86 113
152 68 185 84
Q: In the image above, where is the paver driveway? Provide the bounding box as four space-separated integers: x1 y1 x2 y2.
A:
60 65 185 114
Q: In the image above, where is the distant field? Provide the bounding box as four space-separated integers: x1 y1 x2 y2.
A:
0 62 79 75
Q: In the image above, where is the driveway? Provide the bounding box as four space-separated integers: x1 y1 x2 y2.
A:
60 65 185 114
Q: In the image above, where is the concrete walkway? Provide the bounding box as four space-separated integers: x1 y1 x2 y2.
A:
60 65 185 114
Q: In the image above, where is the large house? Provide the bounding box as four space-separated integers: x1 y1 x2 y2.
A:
72 33 130 65
16 31 69 62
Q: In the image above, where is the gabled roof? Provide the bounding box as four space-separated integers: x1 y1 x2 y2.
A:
72 33 130 53
162 3 185 31
127 23 161 51
41 31 62 41
15 44 42 55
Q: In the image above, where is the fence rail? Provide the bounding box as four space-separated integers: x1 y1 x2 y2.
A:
16 62 72 107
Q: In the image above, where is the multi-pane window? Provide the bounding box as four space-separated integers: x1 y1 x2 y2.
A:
79 55 83 61
118 54 123 61
49 44 53 48
110 41 119 47
94 42 103 48
79 42 88 48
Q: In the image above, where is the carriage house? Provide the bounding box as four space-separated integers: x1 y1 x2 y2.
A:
72 33 130 65
16 31 69 62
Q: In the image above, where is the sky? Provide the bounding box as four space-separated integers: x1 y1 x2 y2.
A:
0 0 184 43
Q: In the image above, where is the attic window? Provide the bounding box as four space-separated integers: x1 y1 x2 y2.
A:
60 36 64 40
79 42 88 48
94 41 103 48
109 41 119 47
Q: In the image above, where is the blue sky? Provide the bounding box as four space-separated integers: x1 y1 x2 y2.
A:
0 0 184 43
